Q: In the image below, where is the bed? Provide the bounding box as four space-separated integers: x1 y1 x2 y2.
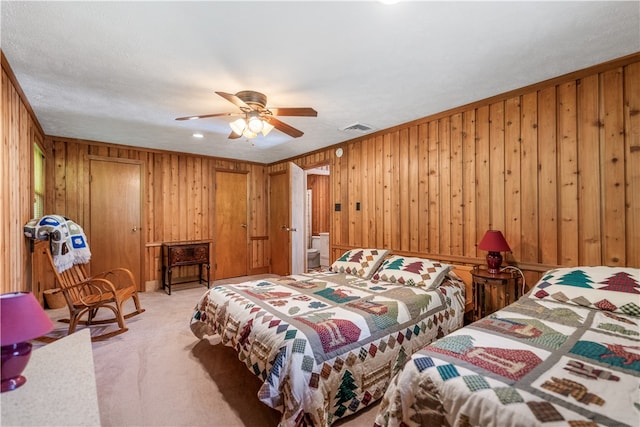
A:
189 249 467 426
374 266 640 427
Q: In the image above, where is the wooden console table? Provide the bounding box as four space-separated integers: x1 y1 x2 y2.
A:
161 241 211 295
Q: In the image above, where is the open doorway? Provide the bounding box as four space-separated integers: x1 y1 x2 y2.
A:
303 165 330 272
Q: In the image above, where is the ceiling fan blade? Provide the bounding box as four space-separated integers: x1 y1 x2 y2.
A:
267 117 304 138
228 131 241 139
216 91 251 110
269 107 318 117
175 112 239 121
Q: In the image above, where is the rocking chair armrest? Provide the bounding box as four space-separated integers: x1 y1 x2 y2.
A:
90 268 136 290
65 277 120 306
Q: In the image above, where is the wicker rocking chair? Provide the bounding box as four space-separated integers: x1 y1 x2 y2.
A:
43 244 145 341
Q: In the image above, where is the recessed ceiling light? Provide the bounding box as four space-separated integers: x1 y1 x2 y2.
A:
192 133 204 138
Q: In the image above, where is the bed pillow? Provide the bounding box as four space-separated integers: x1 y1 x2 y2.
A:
372 255 452 289
529 266 640 316
329 248 390 279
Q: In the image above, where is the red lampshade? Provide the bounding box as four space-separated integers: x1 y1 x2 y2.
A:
478 230 511 252
1 292 54 346
478 230 511 274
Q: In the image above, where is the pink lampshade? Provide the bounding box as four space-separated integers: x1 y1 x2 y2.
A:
1 292 54 346
478 230 511 252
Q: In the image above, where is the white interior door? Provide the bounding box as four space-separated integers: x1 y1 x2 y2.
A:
290 162 305 274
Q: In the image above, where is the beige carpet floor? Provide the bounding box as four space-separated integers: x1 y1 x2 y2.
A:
40 276 379 427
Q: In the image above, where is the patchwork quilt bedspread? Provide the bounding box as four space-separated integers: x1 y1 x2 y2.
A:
374 266 640 427
190 270 465 426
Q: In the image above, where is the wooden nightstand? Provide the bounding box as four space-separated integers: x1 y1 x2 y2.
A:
471 265 521 321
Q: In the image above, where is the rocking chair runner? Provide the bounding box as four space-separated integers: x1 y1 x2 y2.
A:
42 244 145 341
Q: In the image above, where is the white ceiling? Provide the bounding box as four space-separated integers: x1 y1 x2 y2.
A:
2 1 639 164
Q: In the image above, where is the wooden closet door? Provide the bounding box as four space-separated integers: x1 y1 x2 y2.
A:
89 158 143 290
215 170 248 279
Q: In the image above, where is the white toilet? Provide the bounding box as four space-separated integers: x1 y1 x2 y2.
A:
307 236 321 269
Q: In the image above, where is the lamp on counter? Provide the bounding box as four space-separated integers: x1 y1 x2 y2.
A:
478 230 511 274
1 292 54 392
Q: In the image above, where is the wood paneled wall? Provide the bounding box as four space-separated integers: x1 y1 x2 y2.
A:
307 174 330 235
43 138 270 289
1 53 45 297
275 54 640 289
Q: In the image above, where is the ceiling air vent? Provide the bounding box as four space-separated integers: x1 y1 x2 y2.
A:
339 122 375 133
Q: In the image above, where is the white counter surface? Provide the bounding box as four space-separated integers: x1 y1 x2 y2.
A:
1 329 100 426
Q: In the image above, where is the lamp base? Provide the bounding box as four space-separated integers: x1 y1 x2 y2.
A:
1 342 32 392
1 375 26 392
486 251 503 274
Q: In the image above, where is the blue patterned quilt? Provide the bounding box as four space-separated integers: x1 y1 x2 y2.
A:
190 270 465 427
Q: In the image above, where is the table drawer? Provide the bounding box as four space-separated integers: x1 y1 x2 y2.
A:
168 245 209 265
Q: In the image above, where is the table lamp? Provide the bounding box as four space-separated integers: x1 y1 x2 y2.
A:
1 292 54 392
478 230 511 274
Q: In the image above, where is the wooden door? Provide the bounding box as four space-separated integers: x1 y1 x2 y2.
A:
269 163 305 276
89 158 143 290
215 170 248 279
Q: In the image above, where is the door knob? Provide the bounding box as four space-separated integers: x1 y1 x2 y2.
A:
131 226 138 232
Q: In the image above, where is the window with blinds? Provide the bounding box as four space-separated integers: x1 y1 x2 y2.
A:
33 143 45 218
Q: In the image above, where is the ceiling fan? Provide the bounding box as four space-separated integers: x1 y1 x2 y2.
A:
175 90 317 139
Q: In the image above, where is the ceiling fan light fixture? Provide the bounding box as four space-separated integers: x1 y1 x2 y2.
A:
230 118 247 136
247 115 264 134
242 128 258 139
261 121 274 136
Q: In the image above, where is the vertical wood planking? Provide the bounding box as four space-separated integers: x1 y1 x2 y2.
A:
475 106 490 250
557 82 579 266
418 123 430 253
432 117 451 255
489 102 506 231
408 125 420 252
520 92 539 263
537 86 558 264
577 75 603 265
450 114 463 256
361 138 370 248
333 149 343 246
600 68 626 265
624 62 640 267
374 135 384 245
383 133 392 248
504 97 522 262
399 128 410 251
462 111 476 257
438 117 451 254
427 121 439 252
390 131 400 250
